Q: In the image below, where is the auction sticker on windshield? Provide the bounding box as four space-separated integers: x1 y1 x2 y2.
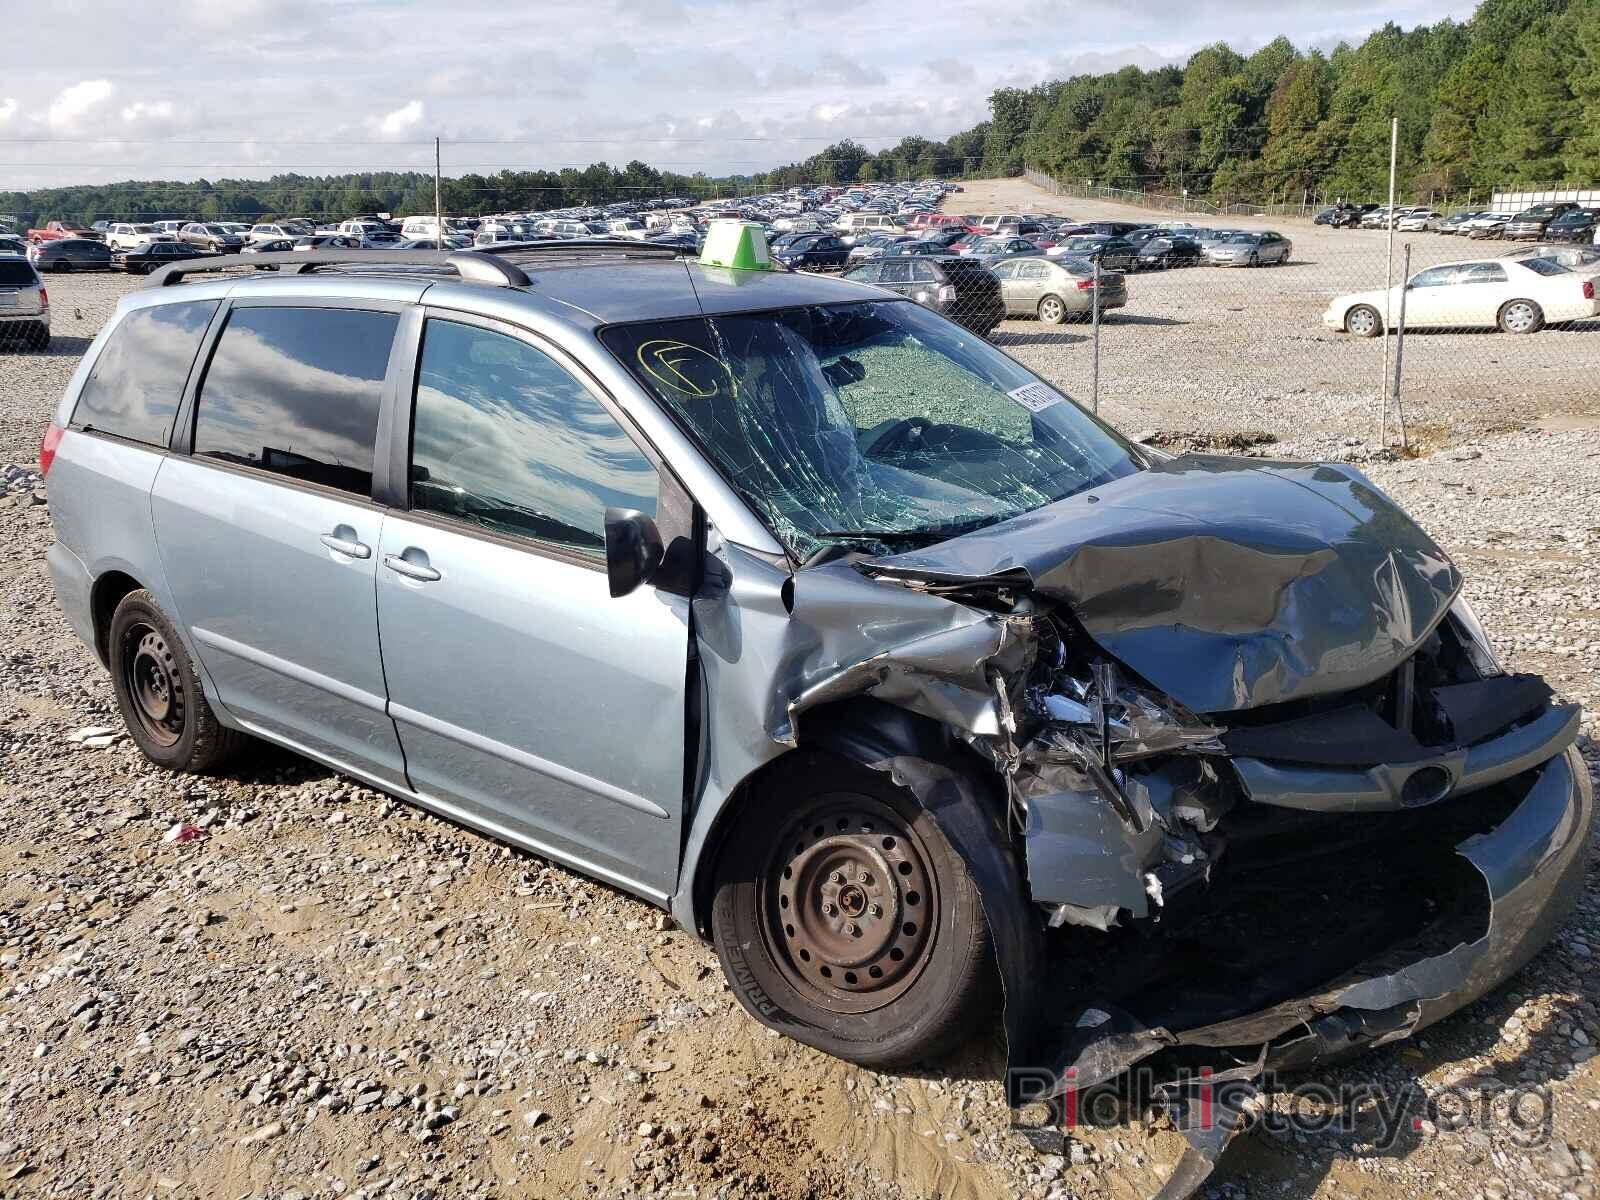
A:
1008 382 1064 413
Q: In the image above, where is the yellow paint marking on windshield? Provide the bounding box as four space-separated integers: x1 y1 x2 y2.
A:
636 340 729 399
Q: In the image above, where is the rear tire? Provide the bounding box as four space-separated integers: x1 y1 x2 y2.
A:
1037 294 1067 325
710 753 995 1069
1345 304 1382 337
1497 299 1544 334
108 590 246 773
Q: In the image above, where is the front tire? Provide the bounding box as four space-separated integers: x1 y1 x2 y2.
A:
1498 299 1544 334
1038 294 1067 325
109 590 246 773
1345 304 1382 337
711 753 995 1068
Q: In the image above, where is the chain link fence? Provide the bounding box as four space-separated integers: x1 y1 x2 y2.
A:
914 173 1600 450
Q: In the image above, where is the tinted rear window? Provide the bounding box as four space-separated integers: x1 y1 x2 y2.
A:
0 260 36 286
193 306 398 495
72 301 219 447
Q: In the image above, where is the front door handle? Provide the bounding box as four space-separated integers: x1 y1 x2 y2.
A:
320 532 371 559
384 552 441 582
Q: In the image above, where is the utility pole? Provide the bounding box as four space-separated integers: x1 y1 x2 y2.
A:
1380 116 1398 446
434 137 443 241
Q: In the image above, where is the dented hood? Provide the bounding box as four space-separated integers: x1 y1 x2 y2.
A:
866 454 1461 713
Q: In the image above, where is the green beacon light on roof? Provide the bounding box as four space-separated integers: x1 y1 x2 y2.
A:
699 220 773 271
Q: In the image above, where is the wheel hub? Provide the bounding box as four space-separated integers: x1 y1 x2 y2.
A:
767 798 936 1011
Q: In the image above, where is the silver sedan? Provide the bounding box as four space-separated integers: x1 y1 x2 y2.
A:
1204 230 1292 266
991 255 1127 323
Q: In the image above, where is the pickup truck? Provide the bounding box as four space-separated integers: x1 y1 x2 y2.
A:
27 220 102 244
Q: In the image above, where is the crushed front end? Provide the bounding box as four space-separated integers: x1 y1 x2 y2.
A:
843 457 1593 1196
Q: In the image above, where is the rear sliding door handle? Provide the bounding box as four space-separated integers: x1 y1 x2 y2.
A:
319 533 371 559
383 552 441 582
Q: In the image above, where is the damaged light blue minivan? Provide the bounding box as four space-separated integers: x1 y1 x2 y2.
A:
42 232 1590 1189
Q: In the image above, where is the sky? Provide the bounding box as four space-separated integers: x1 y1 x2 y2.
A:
0 0 1483 191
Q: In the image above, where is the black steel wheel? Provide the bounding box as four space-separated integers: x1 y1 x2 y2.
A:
108 589 246 772
120 622 185 747
711 752 995 1068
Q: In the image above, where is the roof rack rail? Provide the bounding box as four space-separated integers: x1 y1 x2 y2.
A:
478 237 684 261
147 248 532 289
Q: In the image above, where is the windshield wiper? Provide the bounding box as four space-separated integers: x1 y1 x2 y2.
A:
811 528 955 547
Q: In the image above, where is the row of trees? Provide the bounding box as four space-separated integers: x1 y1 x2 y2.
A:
0 161 753 228
756 0 1599 204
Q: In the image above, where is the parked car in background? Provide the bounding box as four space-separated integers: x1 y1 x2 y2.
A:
877 239 949 258
1059 220 1145 238
292 234 364 251
1502 243 1600 280
1502 202 1580 241
1317 203 1378 228
105 223 172 251
180 223 245 253
1544 209 1599 243
114 240 215 275
965 235 1044 268
1438 210 1493 235
0 235 28 257
0 254 49 350
151 220 187 238
1464 212 1513 239
249 222 312 244
28 238 114 272
771 233 850 271
1046 234 1137 272
1203 230 1292 266
397 237 474 251
990 255 1126 323
843 254 1004 333
26 220 101 243
846 232 910 263
1396 210 1443 232
1133 234 1203 269
1325 256 1598 336
240 238 296 266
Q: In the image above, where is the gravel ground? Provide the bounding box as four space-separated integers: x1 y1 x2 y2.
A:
0 248 1597 1200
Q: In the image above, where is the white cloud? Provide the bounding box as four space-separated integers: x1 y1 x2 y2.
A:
370 99 425 139
47 80 115 132
0 99 17 127
121 100 177 124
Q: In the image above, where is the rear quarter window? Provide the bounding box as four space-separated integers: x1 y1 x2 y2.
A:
0 261 37 286
71 300 220 447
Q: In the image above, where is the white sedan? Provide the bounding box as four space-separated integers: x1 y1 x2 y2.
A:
1325 257 1599 335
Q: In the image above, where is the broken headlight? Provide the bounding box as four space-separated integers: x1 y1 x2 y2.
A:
1449 595 1503 679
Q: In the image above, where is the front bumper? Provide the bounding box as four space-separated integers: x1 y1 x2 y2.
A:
1005 734 1591 1191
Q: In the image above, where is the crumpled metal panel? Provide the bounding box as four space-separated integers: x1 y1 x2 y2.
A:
864 455 1462 713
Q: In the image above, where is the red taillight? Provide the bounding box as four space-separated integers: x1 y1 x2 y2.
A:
38 287 47 307
40 423 63 477
1585 280 1595 300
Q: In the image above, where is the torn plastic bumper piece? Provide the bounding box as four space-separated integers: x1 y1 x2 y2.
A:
1231 702 1580 813
994 744 1591 1197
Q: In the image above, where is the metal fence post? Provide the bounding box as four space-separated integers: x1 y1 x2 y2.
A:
1091 257 1101 414
1391 243 1411 453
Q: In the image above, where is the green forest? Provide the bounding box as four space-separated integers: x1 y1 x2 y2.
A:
2 0 1595 225
770 0 1600 203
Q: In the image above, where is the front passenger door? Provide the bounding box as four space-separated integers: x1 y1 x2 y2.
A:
375 316 689 900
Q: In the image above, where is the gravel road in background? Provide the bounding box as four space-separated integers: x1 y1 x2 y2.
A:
0 235 1596 1200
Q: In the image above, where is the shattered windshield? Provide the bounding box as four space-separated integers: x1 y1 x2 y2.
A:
600 300 1140 561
